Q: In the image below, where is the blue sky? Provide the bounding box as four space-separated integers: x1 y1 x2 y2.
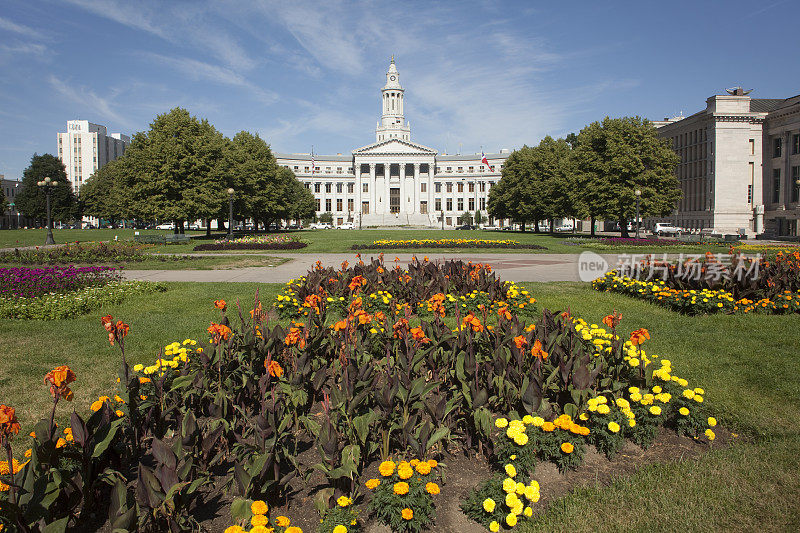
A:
1 0 798 181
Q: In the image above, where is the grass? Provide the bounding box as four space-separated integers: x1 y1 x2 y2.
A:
1 228 733 255
0 255 286 271
1 279 798 529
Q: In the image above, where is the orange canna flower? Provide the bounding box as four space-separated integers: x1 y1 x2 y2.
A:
514 335 528 349
497 305 511 320
214 299 227 311
333 319 348 332
462 313 484 332
284 327 306 349
630 328 650 346
348 275 366 292
602 311 621 328
101 315 114 333
377 266 385 274
207 323 232 342
266 359 284 378
46 365 76 388
410 326 430 344
0 404 21 437
341 260 349 270
531 339 548 360
115 321 129 338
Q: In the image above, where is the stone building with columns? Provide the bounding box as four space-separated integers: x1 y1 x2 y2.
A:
275 58 510 227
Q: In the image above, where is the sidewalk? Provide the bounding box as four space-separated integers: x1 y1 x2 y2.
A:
120 252 623 284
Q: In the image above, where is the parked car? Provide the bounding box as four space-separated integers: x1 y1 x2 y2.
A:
455 224 476 230
187 223 201 230
554 222 574 232
155 223 174 230
481 224 501 231
310 223 333 229
653 222 683 237
337 222 355 229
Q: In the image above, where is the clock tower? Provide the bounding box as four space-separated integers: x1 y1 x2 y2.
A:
376 56 411 142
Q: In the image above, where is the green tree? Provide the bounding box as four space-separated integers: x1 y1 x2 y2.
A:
573 117 680 237
458 211 473 226
120 108 228 233
1 188 7 214
487 146 546 231
15 153 79 223
80 159 128 226
474 210 484 226
318 212 333 224
278 167 316 224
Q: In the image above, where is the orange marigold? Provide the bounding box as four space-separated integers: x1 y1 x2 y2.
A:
561 442 574 454
402 508 414 520
393 481 409 495
275 516 290 527
425 482 440 495
365 478 380 490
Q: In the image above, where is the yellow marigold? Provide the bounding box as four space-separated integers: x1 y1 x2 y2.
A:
251 500 268 515
394 482 409 495
224 526 245 533
506 513 518 527
415 461 431 475
379 460 395 477
708 417 717 427
532 416 545 427
285 527 302 533
483 498 496 512
607 421 620 433
427 459 438 468
505 492 520 508
333 526 347 533
402 508 413 520
649 406 662 416
679 407 690 416
426 482 440 495
504 464 516 478
337 496 353 507
524 485 539 502
275 516 290 527
365 478 380 490
502 477 517 493
524 506 533 517
489 521 500 532
513 432 529 446
560 442 574 454
495 417 508 428
705 429 716 441
250 514 268 527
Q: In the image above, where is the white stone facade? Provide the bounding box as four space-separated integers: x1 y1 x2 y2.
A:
57 120 130 192
652 89 800 237
276 59 510 227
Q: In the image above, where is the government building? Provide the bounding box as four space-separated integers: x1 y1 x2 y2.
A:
276 58 510 227
652 88 800 238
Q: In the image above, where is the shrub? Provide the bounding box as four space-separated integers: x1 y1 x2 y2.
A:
193 234 306 251
351 239 545 250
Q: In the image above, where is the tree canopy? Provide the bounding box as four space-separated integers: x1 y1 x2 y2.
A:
80 159 128 225
15 153 79 222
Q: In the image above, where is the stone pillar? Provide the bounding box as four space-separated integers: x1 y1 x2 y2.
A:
413 163 420 214
385 163 391 215
400 163 407 215
369 163 376 215
355 162 362 223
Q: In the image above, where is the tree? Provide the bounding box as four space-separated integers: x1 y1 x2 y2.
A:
119 108 228 233
80 159 128 226
280 167 316 223
474 210 484 226
318 212 333 224
1 188 7 214
530 136 582 232
15 153 79 223
458 212 473 226
573 117 680 237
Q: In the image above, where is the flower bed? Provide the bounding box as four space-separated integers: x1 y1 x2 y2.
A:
0 265 119 298
1 260 718 532
0 241 214 265
194 235 307 251
0 280 167 319
593 250 800 315
564 237 722 249
351 239 545 250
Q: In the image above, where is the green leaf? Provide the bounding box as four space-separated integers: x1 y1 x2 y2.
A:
41 517 69 533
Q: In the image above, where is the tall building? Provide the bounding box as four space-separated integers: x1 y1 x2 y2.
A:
275 58 510 227
652 88 800 237
57 120 130 192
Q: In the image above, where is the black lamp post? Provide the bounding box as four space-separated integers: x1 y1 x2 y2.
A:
635 189 642 239
37 176 58 245
227 188 235 238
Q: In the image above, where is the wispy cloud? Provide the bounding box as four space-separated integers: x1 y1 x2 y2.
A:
0 16 47 40
47 75 133 129
0 42 47 56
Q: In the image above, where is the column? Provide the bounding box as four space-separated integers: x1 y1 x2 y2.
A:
413 163 420 214
356 162 362 223
400 163 407 215
385 163 391 214
369 163 376 215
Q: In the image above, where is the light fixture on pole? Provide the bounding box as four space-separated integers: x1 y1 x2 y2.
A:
634 189 642 239
37 176 58 245
227 188 235 238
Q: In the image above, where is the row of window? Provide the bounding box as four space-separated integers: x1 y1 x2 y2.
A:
772 134 800 158
771 166 800 204
284 164 501 174
306 181 495 194
313 197 489 214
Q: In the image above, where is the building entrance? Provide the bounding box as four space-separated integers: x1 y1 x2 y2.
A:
389 188 400 213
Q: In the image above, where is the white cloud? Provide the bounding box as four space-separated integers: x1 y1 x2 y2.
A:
0 16 47 40
47 75 133 129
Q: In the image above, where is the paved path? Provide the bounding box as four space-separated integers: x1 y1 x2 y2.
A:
120 252 626 284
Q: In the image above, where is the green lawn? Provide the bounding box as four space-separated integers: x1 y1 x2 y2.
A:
0 255 286 270
1 280 798 530
1 227 733 256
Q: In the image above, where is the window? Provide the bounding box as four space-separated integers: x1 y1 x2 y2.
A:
749 139 755 155
336 183 343 194
420 201 428 214
793 166 800 203
793 134 800 155
457 198 464 210
347 182 354 194
457 182 464 193
420 182 427 193
479 181 486 192
336 199 342 211
446 198 453 211
362 201 369 214
435 182 441 193
468 182 475 193
774 137 782 158
469 198 475 210
457 167 463 173
304 167 309 172
446 217 452 225
316 199 321 211
325 183 332 193
435 198 442 211
468 166 474 172
294 166 299 170
337 167 342 174
362 183 369 193
773 169 781 203
747 184 753 204
325 166 331 172
446 167 452 172
446 183 453 193
325 199 332 211
348 198 354 211
314 183 320 193
480 198 486 210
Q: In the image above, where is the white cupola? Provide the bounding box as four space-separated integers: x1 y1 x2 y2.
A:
376 55 411 142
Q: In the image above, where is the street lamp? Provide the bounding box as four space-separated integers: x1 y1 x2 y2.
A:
37 177 58 245
634 189 642 239
227 188 235 238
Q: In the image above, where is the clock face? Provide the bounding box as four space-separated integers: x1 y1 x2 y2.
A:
390 75 396 81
